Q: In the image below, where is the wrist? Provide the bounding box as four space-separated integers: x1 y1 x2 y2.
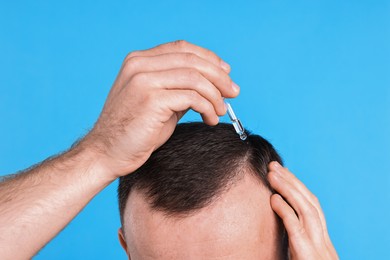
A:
74 132 147 180
64 141 118 185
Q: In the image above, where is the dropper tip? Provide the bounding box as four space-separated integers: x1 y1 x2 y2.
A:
239 132 247 141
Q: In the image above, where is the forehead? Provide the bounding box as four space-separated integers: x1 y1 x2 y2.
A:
123 173 280 259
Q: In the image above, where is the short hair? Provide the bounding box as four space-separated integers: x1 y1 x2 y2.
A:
118 121 283 216
118 122 288 257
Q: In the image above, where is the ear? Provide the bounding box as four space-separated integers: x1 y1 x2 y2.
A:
118 227 131 259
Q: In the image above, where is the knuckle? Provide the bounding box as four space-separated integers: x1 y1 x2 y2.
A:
213 91 223 105
212 69 232 90
303 204 318 217
123 56 141 73
130 72 147 86
185 68 201 81
124 51 141 62
201 99 214 112
312 195 320 204
184 90 199 104
184 52 197 63
206 49 221 63
143 91 156 105
287 222 306 240
188 89 198 100
295 224 306 237
224 75 233 87
172 39 189 50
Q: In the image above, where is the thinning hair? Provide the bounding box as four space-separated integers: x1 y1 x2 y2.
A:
118 122 288 257
118 122 283 221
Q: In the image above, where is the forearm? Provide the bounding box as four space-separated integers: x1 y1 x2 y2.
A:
0 145 114 259
0 40 236 259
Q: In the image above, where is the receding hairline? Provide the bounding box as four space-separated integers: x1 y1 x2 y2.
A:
122 163 273 228
118 122 283 225
121 170 275 247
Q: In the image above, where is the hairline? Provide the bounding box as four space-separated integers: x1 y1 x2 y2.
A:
121 164 272 233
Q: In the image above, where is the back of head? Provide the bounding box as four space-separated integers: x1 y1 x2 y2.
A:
118 122 287 258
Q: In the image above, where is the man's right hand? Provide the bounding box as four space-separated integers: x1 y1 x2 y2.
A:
80 40 239 180
0 41 239 259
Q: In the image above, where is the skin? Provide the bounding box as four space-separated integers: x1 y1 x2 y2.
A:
0 40 338 259
119 172 284 260
268 162 339 260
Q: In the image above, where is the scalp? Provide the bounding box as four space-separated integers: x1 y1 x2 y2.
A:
118 122 283 222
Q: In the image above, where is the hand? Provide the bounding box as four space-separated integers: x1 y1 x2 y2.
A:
79 40 239 179
268 162 339 260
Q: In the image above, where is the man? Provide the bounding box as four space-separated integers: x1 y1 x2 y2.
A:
0 41 338 259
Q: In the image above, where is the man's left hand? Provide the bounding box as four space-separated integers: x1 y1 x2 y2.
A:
268 162 339 260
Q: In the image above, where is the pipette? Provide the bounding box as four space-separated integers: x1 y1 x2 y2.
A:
225 101 247 141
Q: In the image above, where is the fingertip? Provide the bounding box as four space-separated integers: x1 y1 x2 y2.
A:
223 82 240 99
232 82 240 94
270 194 284 211
274 161 282 169
202 114 219 126
272 193 284 201
268 161 278 170
270 193 281 202
268 171 283 194
212 118 220 126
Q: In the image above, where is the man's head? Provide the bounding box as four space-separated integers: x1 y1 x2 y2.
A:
118 122 288 259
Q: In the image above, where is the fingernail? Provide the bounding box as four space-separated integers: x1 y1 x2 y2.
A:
232 82 240 93
274 161 281 169
220 60 230 72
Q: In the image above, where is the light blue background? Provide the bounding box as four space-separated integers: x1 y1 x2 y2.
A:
1 0 389 259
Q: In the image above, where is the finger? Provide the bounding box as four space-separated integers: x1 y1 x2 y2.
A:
270 194 308 242
269 162 330 237
129 69 227 116
175 108 190 122
282 166 331 242
156 89 219 126
269 163 337 253
125 40 231 73
269 162 319 208
268 170 324 243
271 194 328 259
122 53 238 100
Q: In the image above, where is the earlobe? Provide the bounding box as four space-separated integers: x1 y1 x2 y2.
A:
118 227 131 259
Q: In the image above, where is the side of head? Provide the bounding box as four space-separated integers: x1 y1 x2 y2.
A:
118 122 288 259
